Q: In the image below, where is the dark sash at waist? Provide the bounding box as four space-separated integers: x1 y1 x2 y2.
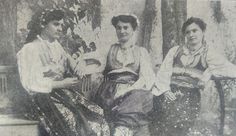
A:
107 71 138 84
171 75 200 89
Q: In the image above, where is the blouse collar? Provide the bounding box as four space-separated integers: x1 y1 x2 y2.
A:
37 35 59 46
183 43 206 56
118 36 136 50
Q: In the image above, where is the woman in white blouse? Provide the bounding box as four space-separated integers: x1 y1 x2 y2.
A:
95 14 155 136
154 17 236 136
17 8 94 136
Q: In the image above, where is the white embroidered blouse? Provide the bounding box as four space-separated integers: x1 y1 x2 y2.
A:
17 36 72 93
152 44 236 96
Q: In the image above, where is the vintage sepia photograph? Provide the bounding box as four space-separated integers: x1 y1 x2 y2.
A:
0 0 236 135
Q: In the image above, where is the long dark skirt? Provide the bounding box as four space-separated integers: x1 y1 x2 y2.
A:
30 89 96 136
155 86 201 136
95 80 153 135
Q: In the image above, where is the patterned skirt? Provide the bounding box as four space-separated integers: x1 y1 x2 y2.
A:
155 85 201 136
29 88 109 136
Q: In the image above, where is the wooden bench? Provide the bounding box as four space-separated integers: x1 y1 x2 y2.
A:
0 115 39 136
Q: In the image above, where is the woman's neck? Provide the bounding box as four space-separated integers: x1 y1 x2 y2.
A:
188 42 202 53
40 32 55 43
119 39 133 50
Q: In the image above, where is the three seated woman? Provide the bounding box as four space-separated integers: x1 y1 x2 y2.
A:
17 7 236 136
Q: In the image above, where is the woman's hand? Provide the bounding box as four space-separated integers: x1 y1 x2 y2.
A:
62 77 80 87
164 90 176 101
52 77 80 89
197 79 205 89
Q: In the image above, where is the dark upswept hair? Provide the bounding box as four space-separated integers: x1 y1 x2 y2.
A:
182 17 207 34
25 8 64 43
111 15 138 30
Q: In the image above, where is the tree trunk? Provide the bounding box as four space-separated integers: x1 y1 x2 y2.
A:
142 0 156 51
0 0 17 65
161 0 187 57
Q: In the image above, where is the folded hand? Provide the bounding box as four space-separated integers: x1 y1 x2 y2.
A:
164 90 176 101
62 77 80 88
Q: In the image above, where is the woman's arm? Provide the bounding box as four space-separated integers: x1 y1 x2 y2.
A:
17 45 81 94
203 46 236 82
153 46 179 96
51 77 80 89
17 45 56 93
114 47 155 99
127 47 156 91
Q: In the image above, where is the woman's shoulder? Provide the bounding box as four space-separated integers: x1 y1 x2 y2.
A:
169 45 180 52
108 43 120 53
204 43 223 59
110 43 120 48
24 39 42 47
133 46 149 56
165 46 181 57
18 39 42 55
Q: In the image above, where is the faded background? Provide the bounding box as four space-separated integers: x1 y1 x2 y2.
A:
1 0 236 135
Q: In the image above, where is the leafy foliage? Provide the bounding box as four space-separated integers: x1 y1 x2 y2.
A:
16 0 100 55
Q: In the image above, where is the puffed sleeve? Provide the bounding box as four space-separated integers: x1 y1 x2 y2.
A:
129 47 155 91
152 46 179 96
202 45 236 81
17 44 54 94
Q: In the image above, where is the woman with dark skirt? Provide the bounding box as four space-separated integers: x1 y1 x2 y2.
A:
95 14 155 136
17 8 96 136
154 17 236 136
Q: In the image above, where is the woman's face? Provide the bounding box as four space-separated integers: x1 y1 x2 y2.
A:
115 21 134 43
185 23 204 46
42 19 63 41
